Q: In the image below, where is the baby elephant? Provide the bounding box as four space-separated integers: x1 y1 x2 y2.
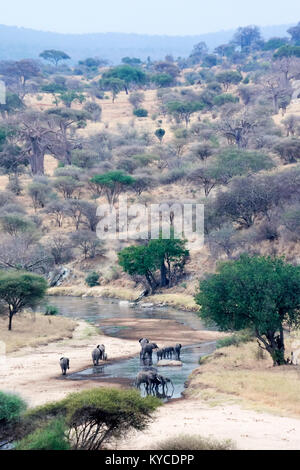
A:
60 357 70 375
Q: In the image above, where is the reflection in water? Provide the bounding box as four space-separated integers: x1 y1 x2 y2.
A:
44 296 211 333
68 342 216 399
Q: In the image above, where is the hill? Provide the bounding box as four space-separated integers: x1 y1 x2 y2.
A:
0 23 295 63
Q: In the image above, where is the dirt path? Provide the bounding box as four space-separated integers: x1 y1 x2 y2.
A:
117 399 300 450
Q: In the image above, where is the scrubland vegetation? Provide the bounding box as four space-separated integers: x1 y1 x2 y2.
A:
2 21 300 450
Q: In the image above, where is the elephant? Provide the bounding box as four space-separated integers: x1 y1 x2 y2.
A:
141 342 159 361
92 345 106 366
139 338 149 358
157 374 174 395
174 343 182 360
135 370 161 393
60 357 70 375
156 348 164 361
163 346 175 359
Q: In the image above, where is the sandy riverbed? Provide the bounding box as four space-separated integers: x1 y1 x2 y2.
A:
0 317 220 407
2 318 300 450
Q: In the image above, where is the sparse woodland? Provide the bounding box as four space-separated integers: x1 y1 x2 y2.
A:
0 23 300 306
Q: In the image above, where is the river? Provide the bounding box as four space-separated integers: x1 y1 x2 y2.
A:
46 296 216 399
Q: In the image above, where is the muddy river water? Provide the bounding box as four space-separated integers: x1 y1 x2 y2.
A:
47 296 216 399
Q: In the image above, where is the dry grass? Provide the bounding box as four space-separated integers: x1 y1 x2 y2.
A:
48 286 199 311
155 434 236 450
47 285 140 301
147 293 199 311
0 311 77 353
187 338 300 417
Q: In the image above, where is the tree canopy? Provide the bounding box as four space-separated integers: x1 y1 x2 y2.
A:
195 255 300 365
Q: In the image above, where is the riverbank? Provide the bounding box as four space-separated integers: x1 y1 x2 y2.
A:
0 307 220 407
48 286 199 311
0 312 77 353
0 320 140 407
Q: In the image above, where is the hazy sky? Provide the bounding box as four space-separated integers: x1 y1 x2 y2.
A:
1 0 299 35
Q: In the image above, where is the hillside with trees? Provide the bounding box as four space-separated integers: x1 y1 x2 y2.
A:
1 22 300 309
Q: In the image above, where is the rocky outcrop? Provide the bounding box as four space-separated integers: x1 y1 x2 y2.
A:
48 267 70 287
157 360 183 367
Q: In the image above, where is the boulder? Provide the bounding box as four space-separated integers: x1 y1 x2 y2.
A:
48 267 70 287
157 360 183 367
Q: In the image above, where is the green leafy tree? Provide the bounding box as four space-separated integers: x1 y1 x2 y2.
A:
151 73 174 88
167 101 204 127
39 50 71 67
100 77 125 102
273 45 300 59
118 237 188 291
58 91 85 108
118 245 158 293
90 171 135 206
215 71 243 91
101 65 147 94
0 271 47 330
148 238 189 288
288 22 300 44
263 37 289 51
195 255 300 365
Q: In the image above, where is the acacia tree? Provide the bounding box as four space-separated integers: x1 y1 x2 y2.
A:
0 271 47 330
100 77 124 102
90 171 135 206
215 71 242 91
167 101 204 127
39 50 71 67
195 254 300 366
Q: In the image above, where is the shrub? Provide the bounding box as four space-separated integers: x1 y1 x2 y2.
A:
85 272 100 287
0 391 27 425
216 330 254 349
156 434 235 450
16 418 70 450
44 305 59 316
213 93 239 106
133 108 148 118
24 388 160 450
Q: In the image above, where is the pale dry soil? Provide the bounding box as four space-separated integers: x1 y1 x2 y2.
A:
0 321 140 407
117 399 300 450
2 317 300 449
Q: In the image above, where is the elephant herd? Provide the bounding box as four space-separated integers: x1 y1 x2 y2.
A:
136 338 183 398
59 344 107 375
59 338 183 400
139 338 182 362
